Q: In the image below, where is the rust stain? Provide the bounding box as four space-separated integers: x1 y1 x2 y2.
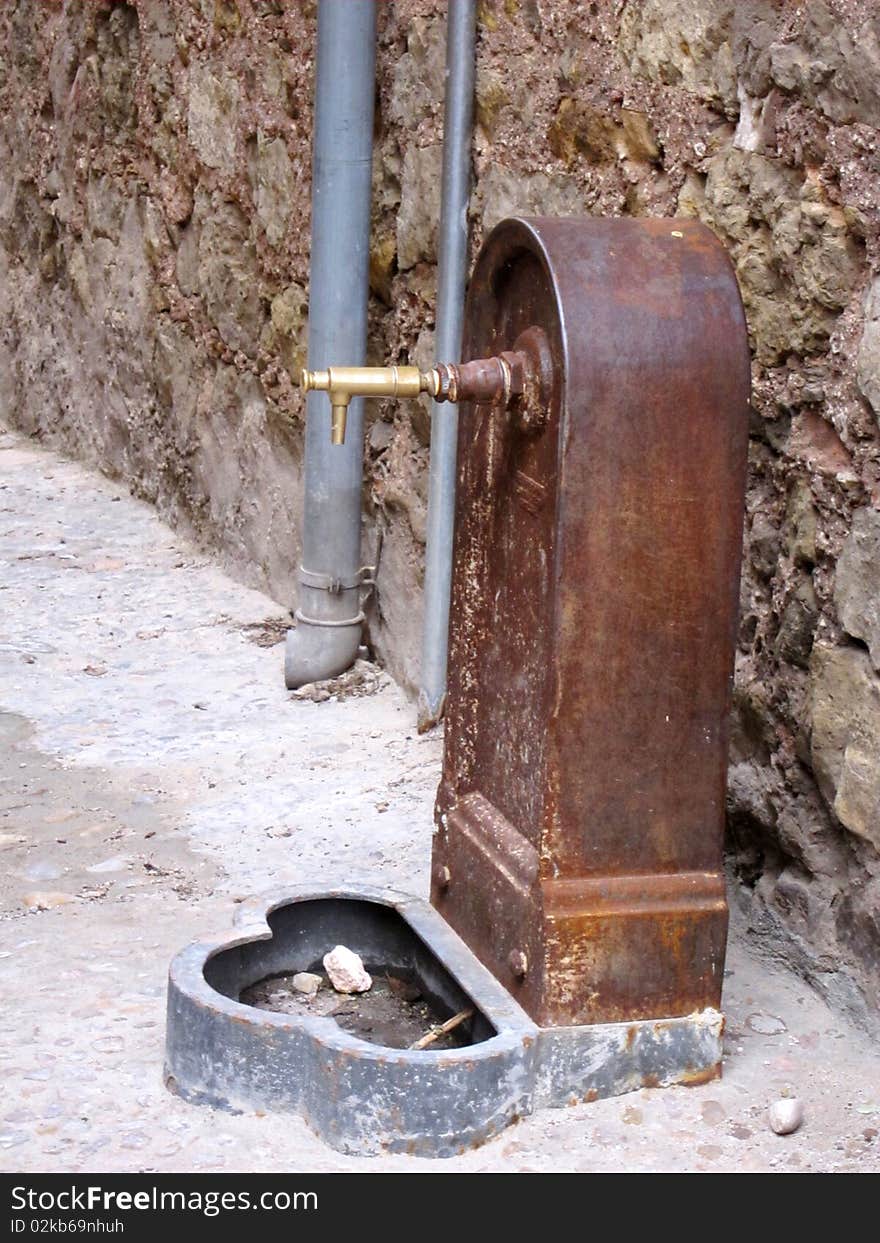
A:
228 1011 258 1028
513 470 547 514
678 1063 723 1087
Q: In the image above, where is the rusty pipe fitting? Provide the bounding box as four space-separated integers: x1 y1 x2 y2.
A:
433 356 513 405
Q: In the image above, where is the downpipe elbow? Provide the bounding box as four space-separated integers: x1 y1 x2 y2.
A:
284 611 364 689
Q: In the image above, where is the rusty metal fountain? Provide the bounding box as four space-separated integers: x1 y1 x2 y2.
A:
164 216 750 1156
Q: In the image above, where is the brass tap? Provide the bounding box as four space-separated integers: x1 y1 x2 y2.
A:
300 366 441 445
300 332 552 444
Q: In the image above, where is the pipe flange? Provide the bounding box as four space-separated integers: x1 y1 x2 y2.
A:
510 325 554 435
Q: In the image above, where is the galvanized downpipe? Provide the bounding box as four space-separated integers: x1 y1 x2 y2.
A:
284 0 377 689
418 0 476 730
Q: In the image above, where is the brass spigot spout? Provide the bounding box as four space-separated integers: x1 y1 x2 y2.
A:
330 403 348 446
300 366 440 445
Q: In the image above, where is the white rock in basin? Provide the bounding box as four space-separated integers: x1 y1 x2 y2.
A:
323 945 372 994
292 972 322 997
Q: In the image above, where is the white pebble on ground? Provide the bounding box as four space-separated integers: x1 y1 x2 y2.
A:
769 1098 804 1135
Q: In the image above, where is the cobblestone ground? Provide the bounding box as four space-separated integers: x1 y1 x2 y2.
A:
1 427 878 1173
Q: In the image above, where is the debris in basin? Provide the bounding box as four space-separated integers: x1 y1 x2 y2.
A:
324 977 472 1050
410 1007 474 1050
241 975 343 1018
239 969 471 1051
386 973 423 1003
769 1098 804 1135
323 945 372 994
292 972 322 996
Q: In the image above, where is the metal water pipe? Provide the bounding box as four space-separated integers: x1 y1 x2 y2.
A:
284 0 377 689
418 0 476 730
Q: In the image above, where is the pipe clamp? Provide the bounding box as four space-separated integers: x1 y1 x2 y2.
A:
294 608 366 629
299 566 375 594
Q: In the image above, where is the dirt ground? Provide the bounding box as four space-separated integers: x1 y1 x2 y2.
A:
1 426 878 1173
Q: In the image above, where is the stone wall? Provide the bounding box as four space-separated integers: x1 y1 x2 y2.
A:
1 0 879 1029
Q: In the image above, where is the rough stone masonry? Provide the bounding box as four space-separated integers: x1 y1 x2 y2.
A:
0 0 879 1031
